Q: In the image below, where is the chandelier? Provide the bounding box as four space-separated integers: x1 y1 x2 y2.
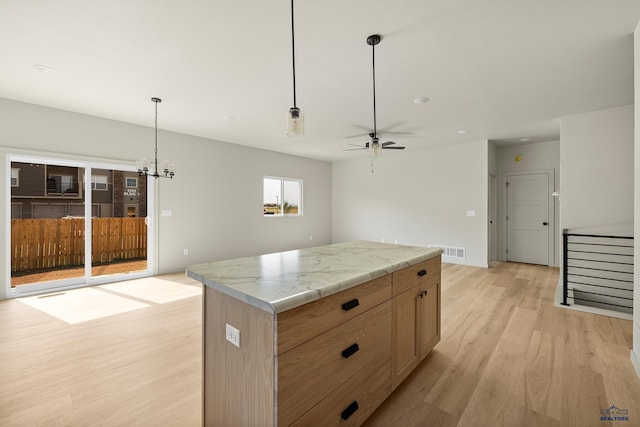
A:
137 97 175 179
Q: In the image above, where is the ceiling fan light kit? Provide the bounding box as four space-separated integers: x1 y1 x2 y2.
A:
286 0 304 137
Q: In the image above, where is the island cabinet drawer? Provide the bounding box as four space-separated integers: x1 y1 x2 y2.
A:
290 349 392 427
277 300 392 427
392 255 441 296
277 274 392 355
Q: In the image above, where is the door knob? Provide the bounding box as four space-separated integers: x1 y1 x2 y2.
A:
542 222 548 226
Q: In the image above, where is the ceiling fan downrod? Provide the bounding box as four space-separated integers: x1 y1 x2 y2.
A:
367 35 381 139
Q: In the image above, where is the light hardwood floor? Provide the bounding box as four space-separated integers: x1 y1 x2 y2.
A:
365 262 639 427
0 263 638 426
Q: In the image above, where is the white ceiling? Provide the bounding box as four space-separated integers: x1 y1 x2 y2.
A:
1 0 638 162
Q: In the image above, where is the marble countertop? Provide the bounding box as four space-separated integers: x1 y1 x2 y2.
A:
186 241 442 314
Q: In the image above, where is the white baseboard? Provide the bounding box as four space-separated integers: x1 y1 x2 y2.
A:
632 350 640 380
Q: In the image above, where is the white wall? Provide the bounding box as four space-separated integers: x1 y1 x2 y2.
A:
560 105 634 231
332 140 489 267
495 140 560 266
0 98 332 300
633 20 640 379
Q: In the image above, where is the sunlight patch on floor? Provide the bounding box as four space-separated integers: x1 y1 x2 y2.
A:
99 277 201 304
17 287 150 324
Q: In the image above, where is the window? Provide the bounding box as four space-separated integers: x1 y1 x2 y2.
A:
11 203 22 219
263 176 302 216
11 168 19 187
126 177 138 188
47 175 78 195
91 175 108 190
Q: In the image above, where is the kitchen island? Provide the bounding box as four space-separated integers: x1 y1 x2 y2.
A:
187 241 442 426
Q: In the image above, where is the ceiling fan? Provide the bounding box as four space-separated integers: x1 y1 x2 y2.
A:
344 34 406 157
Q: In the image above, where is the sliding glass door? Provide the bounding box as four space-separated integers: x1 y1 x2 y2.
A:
89 167 148 280
8 156 152 296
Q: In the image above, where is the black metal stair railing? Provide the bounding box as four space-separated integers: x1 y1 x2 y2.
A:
561 229 634 314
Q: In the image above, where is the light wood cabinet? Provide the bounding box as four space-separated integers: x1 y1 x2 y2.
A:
391 257 441 390
277 300 392 426
391 284 421 387
277 274 392 355
201 254 441 426
419 277 440 358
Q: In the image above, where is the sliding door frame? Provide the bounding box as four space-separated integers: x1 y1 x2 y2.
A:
6 154 155 298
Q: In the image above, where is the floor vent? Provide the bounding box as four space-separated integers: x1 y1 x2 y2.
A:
429 245 466 259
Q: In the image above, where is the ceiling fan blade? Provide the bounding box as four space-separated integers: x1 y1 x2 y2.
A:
376 121 403 132
382 146 406 150
343 148 368 151
381 141 396 147
352 124 372 132
376 121 414 134
345 124 374 139
344 132 369 139
382 131 414 136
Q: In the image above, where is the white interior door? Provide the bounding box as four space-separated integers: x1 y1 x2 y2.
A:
506 172 550 265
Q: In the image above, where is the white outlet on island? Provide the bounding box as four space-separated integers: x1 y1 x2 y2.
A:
226 323 240 348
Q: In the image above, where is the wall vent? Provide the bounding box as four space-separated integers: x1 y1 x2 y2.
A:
429 244 466 259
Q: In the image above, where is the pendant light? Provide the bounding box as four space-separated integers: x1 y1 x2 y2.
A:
286 0 304 137
137 97 175 179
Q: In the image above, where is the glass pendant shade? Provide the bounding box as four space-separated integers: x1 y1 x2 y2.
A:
369 140 382 158
286 107 304 137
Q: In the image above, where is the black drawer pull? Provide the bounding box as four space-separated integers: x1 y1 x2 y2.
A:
341 401 359 420
417 269 427 277
342 298 360 311
341 343 360 359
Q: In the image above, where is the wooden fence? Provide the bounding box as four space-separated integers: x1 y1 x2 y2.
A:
11 217 147 273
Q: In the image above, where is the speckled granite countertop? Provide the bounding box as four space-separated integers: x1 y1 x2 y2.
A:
186 241 442 314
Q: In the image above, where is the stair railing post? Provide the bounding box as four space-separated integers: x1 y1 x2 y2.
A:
561 229 570 306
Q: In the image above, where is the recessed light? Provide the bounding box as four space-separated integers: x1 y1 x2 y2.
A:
220 116 235 121
413 97 429 104
33 64 57 73
519 138 530 142
457 129 468 134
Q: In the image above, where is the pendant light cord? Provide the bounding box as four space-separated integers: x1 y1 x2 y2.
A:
291 0 297 108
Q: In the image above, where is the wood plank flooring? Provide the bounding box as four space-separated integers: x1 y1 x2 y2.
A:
0 262 638 426
0 273 202 426
365 262 639 427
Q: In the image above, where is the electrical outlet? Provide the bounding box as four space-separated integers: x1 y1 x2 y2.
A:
226 323 240 348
